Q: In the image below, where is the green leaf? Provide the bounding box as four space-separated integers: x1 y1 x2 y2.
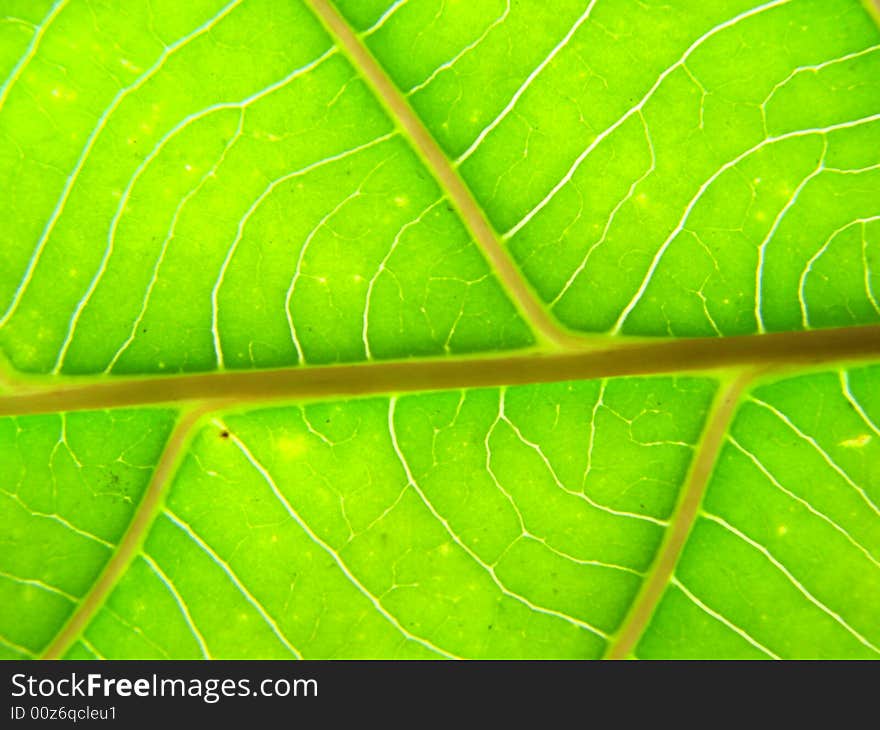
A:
346 0 880 337
0 0 878 659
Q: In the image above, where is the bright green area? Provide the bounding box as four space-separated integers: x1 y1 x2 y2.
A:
61 376 714 659
345 0 880 336
0 408 177 658
0 0 532 376
0 0 878 662
638 363 880 658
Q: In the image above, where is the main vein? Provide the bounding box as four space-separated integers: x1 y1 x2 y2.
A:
41 405 215 659
2 324 879 417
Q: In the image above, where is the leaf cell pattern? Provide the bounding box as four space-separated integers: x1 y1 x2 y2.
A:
344 0 880 337
0 0 878 660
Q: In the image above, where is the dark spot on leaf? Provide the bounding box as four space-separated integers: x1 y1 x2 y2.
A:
220 430 230 439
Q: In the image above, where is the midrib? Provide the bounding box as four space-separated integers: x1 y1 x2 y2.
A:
2 323 879 416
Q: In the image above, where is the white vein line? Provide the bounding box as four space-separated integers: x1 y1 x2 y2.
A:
3 492 113 548
610 111 880 334
54 411 82 466
388 397 610 639
361 0 410 37
500 392 667 527
363 198 443 359
218 419 458 659
671 575 781 659
485 391 642 577
300 408 334 446
406 0 510 96
502 0 793 239
863 222 880 315
0 633 35 658
212 132 396 367
757 141 827 333
0 16 36 30
455 0 599 165
0 0 245 330
550 113 655 307
286 151 398 364
486 393 530 533
105 605 171 658
100 46 336 371
114 609 171 657
53 47 338 373
103 116 245 372
0 569 77 602
702 511 880 654
749 396 880 517
141 552 210 659
582 379 606 486
761 43 880 128
0 0 68 113
525 534 644 576
727 435 880 568
799 216 880 329
286 189 364 365
826 161 880 176
840 370 880 439
78 637 104 660
162 508 303 658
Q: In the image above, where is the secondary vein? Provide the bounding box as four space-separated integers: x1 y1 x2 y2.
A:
304 0 583 350
40 404 215 659
603 371 755 659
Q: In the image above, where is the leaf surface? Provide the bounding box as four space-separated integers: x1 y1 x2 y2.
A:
0 0 878 659
342 0 880 337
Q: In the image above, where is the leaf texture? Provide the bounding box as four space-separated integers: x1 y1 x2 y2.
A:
0 0 878 660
